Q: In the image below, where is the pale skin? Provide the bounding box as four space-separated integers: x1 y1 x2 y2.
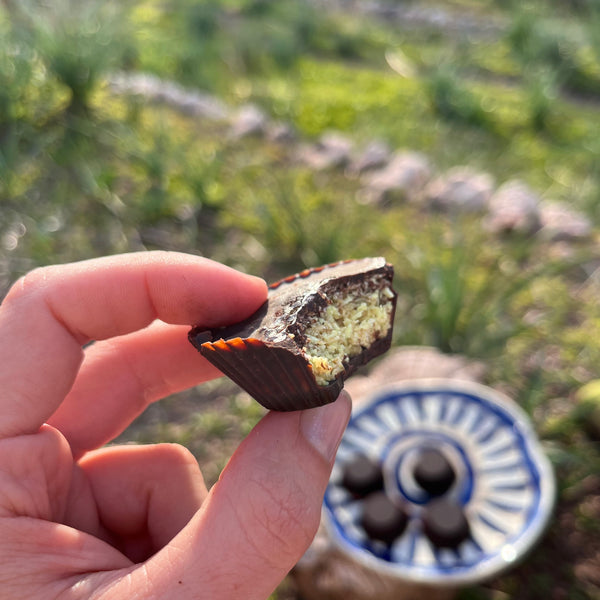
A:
0 251 351 600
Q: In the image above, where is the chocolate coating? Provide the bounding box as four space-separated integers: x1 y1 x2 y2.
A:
189 258 396 411
361 491 408 545
341 454 384 497
422 498 471 548
414 448 456 497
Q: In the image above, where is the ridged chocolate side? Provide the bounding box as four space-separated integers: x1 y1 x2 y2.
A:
199 338 342 411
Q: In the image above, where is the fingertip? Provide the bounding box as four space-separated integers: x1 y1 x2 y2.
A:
176 260 268 329
337 389 353 409
244 272 269 294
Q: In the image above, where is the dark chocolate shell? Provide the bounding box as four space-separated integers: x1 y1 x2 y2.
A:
189 257 397 411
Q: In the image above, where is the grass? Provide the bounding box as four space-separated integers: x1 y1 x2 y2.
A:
263 56 599 202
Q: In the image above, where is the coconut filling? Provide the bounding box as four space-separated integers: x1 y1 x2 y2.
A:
302 284 395 386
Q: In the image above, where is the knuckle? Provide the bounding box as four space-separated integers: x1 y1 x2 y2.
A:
154 443 199 470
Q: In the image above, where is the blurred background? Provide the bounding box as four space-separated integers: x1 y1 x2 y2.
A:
1 0 599 598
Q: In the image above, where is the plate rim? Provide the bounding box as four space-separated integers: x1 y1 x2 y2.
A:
323 378 557 586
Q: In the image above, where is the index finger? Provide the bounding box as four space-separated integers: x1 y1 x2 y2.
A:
0 251 267 439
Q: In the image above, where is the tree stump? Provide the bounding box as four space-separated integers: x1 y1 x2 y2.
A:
292 346 486 600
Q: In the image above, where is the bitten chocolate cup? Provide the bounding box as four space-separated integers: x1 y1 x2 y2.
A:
189 258 397 411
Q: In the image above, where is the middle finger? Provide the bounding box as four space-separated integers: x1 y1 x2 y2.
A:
48 321 223 459
78 443 208 563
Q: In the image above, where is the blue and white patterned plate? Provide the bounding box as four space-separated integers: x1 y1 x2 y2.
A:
323 379 556 585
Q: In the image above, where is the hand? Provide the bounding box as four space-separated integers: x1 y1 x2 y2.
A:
0 251 351 599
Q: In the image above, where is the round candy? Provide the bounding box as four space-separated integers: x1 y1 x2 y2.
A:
361 491 408 545
413 447 456 497
422 498 470 549
341 454 384 497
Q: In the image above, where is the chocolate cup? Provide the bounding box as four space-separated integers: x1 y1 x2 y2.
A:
361 491 408 545
197 338 343 411
341 454 385 497
414 448 456 497
422 498 471 549
189 258 397 411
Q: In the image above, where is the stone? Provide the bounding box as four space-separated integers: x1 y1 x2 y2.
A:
108 72 229 120
297 131 354 171
294 531 456 600
425 166 494 213
345 346 487 406
108 72 160 96
369 345 486 386
266 121 297 143
174 91 229 120
538 202 593 242
361 151 431 206
348 140 391 174
484 179 542 235
229 104 268 139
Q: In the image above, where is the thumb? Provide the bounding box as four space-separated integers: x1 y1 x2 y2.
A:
127 392 351 600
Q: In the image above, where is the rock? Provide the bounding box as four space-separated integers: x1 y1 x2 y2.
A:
345 346 487 406
229 104 268 139
348 140 391 174
371 346 486 384
361 151 431 206
108 72 229 120
358 1 504 38
266 121 297 143
108 72 161 96
297 131 354 170
538 202 593 242
172 90 229 120
294 540 456 600
425 166 494 213
484 179 542 235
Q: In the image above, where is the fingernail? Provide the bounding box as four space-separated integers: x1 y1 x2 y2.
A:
300 391 351 463
245 274 269 292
